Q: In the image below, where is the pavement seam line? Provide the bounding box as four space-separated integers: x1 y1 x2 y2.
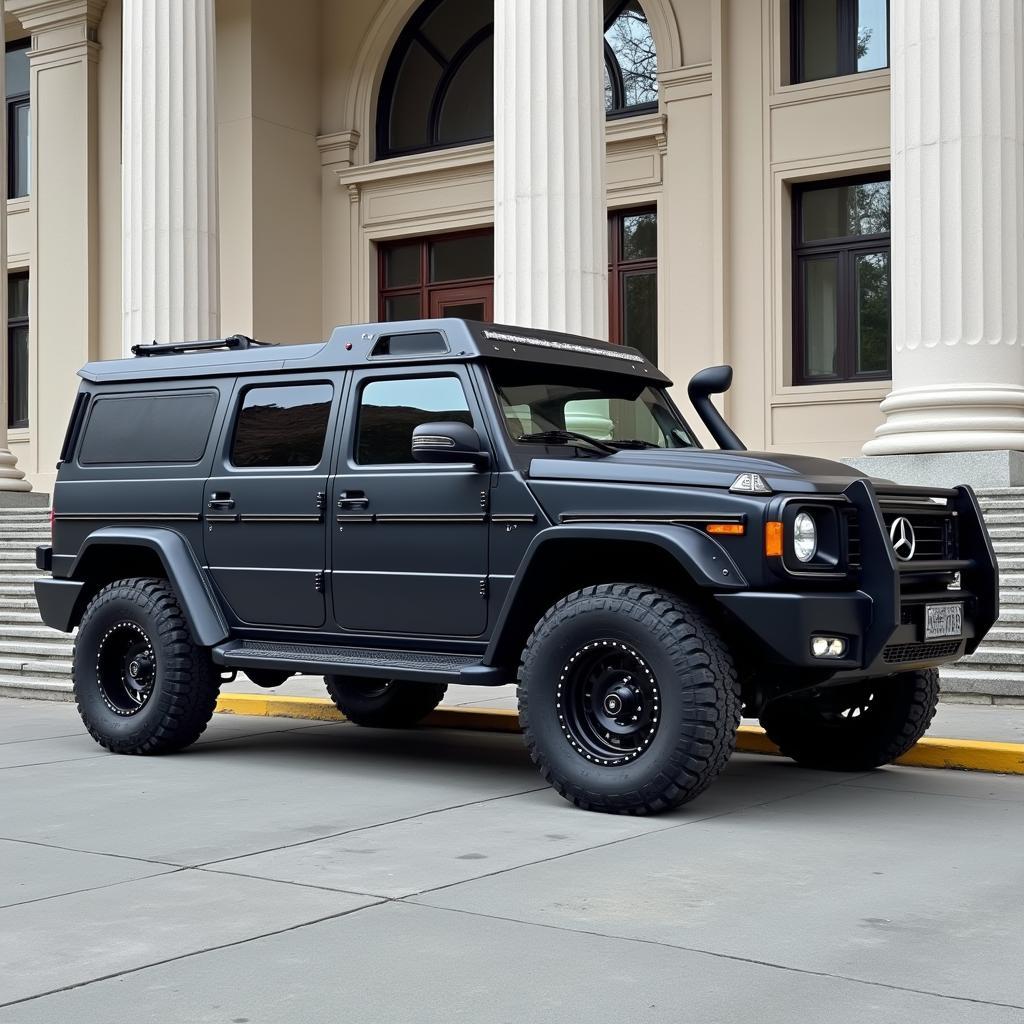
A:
0 835 188 870
0 866 188 912
0 901 388 1011
409 902 1024 1012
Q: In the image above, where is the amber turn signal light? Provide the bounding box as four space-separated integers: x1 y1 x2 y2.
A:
764 521 784 557
706 523 745 536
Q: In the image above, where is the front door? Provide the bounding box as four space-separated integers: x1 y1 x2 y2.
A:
204 377 338 629
331 368 490 638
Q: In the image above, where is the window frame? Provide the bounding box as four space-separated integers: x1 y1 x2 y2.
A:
7 270 29 430
604 0 659 119
790 0 890 85
791 173 891 386
228 381 335 470
6 38 30 200
608 206 658 362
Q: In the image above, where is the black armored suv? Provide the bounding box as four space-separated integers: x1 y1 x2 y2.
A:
35 320 999 814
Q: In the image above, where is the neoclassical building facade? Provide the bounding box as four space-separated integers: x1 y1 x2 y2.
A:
0 0 1021 495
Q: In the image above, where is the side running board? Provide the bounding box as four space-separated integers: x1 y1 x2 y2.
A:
212 640 507 687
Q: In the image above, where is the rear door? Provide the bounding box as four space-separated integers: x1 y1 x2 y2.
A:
330 368 490 638
203 376 339 629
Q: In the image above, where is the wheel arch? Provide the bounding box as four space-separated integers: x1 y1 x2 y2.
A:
66 528 229 647
483 524 746 669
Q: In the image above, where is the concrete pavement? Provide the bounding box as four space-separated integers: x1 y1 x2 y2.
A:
1 695 1022 1022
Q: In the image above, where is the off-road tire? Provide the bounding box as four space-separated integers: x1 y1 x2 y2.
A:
518 584 741 815
324 676 447 727
73 578 220 754
759 668 940 771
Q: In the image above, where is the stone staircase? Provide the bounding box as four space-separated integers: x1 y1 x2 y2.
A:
940 488 1024 704
0 507 73 700
0 491 1022 704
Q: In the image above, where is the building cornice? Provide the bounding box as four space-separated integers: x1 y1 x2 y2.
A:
6 0 105 32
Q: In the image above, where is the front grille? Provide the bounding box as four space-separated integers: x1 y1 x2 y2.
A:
881 504 958 563
882 640 961 664
844 509 861 569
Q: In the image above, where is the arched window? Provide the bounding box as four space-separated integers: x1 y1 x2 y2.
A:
604 0 658 116
376 0 495 158
376 0 658 159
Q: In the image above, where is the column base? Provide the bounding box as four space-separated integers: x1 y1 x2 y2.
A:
0 450 32 494
862 383 1024 456
844 450 1024 490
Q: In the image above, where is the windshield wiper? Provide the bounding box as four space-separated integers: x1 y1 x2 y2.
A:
516 430 617 456
608 438 661 449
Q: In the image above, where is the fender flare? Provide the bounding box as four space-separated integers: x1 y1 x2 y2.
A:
483 523 747 667
67 527 230 646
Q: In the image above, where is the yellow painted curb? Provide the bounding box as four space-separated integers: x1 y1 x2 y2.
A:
215 693 1024 775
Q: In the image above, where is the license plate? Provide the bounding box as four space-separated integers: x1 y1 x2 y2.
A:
925 603 963 640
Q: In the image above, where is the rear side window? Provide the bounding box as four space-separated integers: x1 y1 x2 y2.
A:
79 391 218 465
231 383 333 468
357 375 472 465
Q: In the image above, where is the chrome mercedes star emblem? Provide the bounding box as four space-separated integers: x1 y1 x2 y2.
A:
889 516 916 561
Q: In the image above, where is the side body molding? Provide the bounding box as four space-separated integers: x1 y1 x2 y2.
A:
65 527 229 646
483 523 747 667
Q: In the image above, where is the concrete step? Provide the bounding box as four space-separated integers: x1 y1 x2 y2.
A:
0 564 41 575
0 609 45 624
0 638 74 659
987 625 1024 644
0 595 39 609
0 624 71 640
0 514 51 524
992 540 1024 553
0 573 45 585
983 511 1024 525
940 665 1024 698
995 606 1024 623
0 585 37 598
961 645 1024 668
987 525 1024 539
1000 590 1024 605
995 556 1024 570
0 674 72 700
998 572 1024 588
0 655 72 677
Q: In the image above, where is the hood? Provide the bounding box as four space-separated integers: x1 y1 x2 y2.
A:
527 448 875 494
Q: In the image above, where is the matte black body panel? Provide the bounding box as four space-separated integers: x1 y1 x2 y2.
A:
34 577 85 633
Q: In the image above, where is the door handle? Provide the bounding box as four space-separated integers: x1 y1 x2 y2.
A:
337 491 369 511
208 493 235 510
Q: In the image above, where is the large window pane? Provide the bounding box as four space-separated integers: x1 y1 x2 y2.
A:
802 180 890 241
857 0 888 72
384 244 420 288
388 41 440 153
622 271 657 365
856 250 890 374
5 43 29 96
11 101 30 198
383 293 422 322
231 385 333 468
420 0 492 60
438 35 493 145
8 274 28 319
797 0 839 82
357 376 472 464
8 323 28 429
802 257 839 378
605 1 658 110
430 233 494 282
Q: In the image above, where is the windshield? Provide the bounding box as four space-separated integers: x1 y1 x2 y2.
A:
487 362 699 450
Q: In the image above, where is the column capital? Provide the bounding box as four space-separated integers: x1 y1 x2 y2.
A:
6 0 105 31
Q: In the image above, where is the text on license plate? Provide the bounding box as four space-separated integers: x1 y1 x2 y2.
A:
925 603 963 640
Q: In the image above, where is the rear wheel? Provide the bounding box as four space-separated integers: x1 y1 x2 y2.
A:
73 578 220 754
759 668 939 771
518 584 740 815
324 676 447 728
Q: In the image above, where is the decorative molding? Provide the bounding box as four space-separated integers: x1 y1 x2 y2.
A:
6 0 105 31
317 129 361 168
659 62 713 102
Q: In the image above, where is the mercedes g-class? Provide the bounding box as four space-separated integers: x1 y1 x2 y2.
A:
34 320 999 814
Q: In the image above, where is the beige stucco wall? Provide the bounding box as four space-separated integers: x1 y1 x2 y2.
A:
6 0 892 492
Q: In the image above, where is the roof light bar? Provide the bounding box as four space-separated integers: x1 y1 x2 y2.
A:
482 329 646 365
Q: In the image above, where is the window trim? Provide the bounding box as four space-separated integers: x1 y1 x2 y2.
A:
603 0 659 119
790 0 890 85
7 270 29 430
792 173 891 386
6 38 30 200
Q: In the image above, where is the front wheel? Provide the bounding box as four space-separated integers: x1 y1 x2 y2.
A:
759 668 940 772
324 676 447 728
518 584 740 815
73 578 220 754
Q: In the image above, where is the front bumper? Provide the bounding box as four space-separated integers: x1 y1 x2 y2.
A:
715 480 999 678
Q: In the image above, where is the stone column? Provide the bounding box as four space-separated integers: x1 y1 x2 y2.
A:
0 2 31 493
122 0 219 350
493 0 608 339
863 0 1024 459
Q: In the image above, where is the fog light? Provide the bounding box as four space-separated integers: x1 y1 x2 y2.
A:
811 636 847 658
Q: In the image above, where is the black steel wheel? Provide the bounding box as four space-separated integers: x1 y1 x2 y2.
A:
324 675 446 728
759 668 940 771
518 584 740 815
73 578 219 754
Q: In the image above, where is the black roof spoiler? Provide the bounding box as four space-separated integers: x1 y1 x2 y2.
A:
130 334 277 357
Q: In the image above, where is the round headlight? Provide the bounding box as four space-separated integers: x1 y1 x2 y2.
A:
793 512 817 563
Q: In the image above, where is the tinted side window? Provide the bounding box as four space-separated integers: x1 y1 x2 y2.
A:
357 376 471 465
232 384 333 468
79 391 218 465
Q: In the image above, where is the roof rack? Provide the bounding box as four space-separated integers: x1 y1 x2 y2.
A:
130 334 277 358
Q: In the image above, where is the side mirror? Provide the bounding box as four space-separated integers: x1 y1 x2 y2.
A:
411 421 490 471
687 365 746 451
